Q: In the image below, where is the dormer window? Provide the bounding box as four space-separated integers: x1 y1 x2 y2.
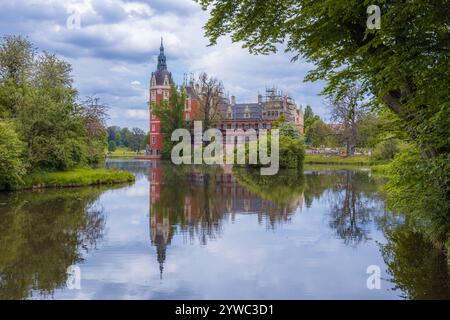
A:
244 106 250 119
227 106 233 119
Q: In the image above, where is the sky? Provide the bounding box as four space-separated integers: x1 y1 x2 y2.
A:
0 0 329 131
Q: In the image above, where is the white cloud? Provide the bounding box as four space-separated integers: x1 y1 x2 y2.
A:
0 0 328 130
125 109 148 120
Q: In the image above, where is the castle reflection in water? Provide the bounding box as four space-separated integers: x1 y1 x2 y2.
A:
148 161 304 278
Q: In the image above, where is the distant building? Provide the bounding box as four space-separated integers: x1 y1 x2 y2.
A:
149 40 304 157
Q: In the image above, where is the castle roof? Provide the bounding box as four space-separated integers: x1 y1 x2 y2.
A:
152 38 173 86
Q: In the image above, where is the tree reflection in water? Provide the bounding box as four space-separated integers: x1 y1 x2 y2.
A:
0 187 108 299
326 170 381 246
148 162 306 278
380 219 450 299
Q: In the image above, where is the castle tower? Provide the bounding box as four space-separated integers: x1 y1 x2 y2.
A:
149 38 173 156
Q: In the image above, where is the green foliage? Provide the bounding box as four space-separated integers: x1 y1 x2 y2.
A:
0 187 109 299
306 119 336 147
258 117 305 170
108 140 117 152
0 35 34 85
152 84 187 159
17 86 87 170
381 224 450 299
0 121 25 190
372 139 402 161
356 113 382 149
278 135 305 170
304 154 372 166
199 1 448 157
275 120 301 140
233 168 305 207
385 150 450 248
22 168 134 189
128 127 146 152
198 0 449 247
0 36 109 184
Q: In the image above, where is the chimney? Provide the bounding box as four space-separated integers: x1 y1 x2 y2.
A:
231 95 236 105
258 94 262 104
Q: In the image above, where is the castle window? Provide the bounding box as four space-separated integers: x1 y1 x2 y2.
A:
151 136 156 145
185 113 190 120
152 124 155 132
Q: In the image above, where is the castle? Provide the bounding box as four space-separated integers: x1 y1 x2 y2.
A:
149 39 304 157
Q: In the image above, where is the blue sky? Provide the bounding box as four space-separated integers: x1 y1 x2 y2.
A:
0 0 329 131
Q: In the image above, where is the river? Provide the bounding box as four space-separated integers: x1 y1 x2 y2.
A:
0 160 449 299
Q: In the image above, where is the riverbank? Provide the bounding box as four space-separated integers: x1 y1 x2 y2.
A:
304 154 384 166
16 168 135 190
106 147 144 158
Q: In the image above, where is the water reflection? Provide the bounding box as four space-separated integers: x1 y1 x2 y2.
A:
326 171 382 246
0 160 449 299
0 188 109 299
148 163 306 279
380 220 450 299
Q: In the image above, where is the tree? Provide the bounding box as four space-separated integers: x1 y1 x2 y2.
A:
152 84 187 158
302 105 320 145
17 52 87 170
120 127 131 147
0 121 25 190
80 96 108 164
307 119 335 148
0 36 108 173
0 35 34 84
193 72 224 130
198 0 448 159
128 127 146 153
107 126 122 146
329 84 368 155
0 35 35 118
108 140 117 152
197 2 450 248
303 105 319 132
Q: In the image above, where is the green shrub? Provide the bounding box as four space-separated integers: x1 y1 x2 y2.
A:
279 135 305 170
241 129 305 171
0 121 25 190
372 139 402 161
108 140 117 152
385 149 450 249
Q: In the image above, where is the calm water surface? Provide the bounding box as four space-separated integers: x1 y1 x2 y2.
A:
0 160 449 299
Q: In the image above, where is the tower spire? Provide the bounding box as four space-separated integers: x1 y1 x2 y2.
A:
157 37 167 70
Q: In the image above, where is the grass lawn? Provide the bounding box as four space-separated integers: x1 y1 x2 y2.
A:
304 154 376 165
21 168 135 190
107 147 144 157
